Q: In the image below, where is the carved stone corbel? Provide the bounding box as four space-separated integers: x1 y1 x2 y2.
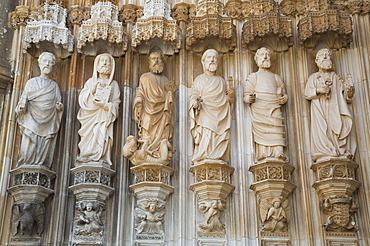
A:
68 5 87 26
172 2 191 22
225 0 242 19
190 160 235 245
119 4 137 24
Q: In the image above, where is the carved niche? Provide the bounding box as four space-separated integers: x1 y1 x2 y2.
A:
77 2 128 56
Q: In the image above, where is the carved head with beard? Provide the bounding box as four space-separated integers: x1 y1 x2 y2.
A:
38 52 56 77
202 49 219 74
97 54 113 75
316 48 333 71
149 50 164 74
255 47 271 69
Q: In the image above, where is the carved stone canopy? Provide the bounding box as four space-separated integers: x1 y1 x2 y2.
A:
77 1 128 57
22 3 73 58
242 13 293 52
131 0 181 55
298 10 353 49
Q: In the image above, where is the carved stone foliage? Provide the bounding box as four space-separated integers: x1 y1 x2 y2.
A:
74 201 105 240
225 0 242 19
298 10 352 49
77 2 128 56
23 3 73 58
68 5 88 26
131 164 173 185
191 161 234 184
242 14 293 52
131 0 181 54
186 0 236 52
11 203 45 237
250 163 294 183
135 199 165 236
8 5 30 29
322 195 358 232
172 2 191 22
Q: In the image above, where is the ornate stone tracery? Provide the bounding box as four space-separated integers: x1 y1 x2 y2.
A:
77 2 128 56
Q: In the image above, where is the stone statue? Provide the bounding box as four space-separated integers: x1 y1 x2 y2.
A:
198 200 226 233
124 49 176 165
11 203 45 236
305 48 355 162
243 47 288 163
75 201 104 236
189 49 235 164
135 200 165 234
77 53 120 166
15 52 63 168
261 198 288 232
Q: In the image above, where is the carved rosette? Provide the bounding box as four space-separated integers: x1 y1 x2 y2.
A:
131 0 181 55
311 158 361 235
130 164 174 244
77 2 128 56
249 160 296 242
298 10 353 48
242 13 293 52
69 161 115 244
8 5 30 29
190 160 235 243
7 165 56 242
22 3 74 58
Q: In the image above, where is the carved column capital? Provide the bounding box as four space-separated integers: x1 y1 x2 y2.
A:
172 2 190 22
119 4 137 24
225 0 242 19
8 5 30 29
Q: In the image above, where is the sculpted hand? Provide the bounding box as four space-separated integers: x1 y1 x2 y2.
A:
15 104 26 115
56 102 63 111
93 98 107 108
278 94 287 105
192 97 201 110
347 84 355 98
317 86 331 95
243 93 256 104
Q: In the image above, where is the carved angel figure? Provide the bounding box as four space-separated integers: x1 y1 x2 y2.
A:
260 198 289 232
11 203 45 236
135 199 165 234
125 49 176 165
198 200 226 233
75 201 104 236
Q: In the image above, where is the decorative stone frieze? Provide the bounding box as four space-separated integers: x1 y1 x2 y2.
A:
242 14 293 52
186 0 236 52
8 5 30 29
131 0 181 55
77 1 128 56
298 10 352 48
22 3 73 58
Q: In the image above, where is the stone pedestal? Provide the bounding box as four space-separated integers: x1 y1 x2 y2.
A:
190 160 235 245
311 158 360 244
69 161 115 246
7 165 56 245
249 160 296 245
130 163 174 245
